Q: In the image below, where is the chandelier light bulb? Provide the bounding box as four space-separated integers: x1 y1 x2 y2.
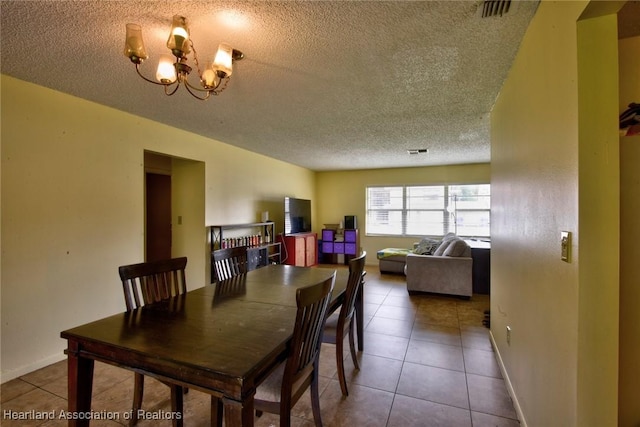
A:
156 54 177 83
167 15 191 56
202 62 219 88
212 43 233 77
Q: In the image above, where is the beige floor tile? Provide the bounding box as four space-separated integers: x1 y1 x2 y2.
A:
410 322 462 347
388 394 472 427
363 302 381 318
374 305 417 322
363 292 387 305
318 343 339 379
1 379 37 404
467 373 518 419
366 316 414 338
463 347 503 379
381 294 418 309
362 332 409 361
461 329 494 352
397 362 469 409
471 411 521 427
341 352 403 393
1 387 68 427
415 308 460 328
320 379 394 427
405 340 465 372
363 283 393 296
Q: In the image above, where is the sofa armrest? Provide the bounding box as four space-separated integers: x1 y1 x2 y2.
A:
405 253 473 297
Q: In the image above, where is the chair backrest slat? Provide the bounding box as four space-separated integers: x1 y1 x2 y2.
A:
212 247 248 282
119 257 188 311
338 252 367 331
284 272 335 391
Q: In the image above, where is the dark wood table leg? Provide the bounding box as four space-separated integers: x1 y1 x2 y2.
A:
222 395 254 427
66 340 94 427
211 396 223 427
170 384 184 427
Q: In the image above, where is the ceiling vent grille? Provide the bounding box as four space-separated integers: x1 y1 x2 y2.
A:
481 0 511 17
407 149 429 155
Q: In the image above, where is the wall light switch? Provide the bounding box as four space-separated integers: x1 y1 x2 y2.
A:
561 231 571 262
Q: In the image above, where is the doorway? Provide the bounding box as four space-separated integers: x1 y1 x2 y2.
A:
146 172 172 261
143 151 208 286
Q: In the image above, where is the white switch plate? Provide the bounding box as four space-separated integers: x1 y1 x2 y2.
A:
561 231 571 262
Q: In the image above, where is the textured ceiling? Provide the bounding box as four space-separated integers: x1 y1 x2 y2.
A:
1 0 543 171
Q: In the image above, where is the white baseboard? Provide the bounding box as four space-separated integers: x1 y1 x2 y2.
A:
489 330 528 427
0 353 66 384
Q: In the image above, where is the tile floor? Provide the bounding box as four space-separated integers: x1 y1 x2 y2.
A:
1 268 519 427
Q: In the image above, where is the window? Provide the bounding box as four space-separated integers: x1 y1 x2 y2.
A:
366 184 490 237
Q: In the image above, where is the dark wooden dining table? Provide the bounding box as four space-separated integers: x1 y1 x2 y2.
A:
60 264 362 427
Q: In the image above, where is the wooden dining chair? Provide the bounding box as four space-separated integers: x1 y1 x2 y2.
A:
212 246 249 282
322 251 367 396
254 271 336 427
118 257 189 427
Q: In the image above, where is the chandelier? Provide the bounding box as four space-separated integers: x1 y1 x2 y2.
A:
124 15 244 101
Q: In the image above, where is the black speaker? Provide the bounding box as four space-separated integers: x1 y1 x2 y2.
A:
344 215 357 229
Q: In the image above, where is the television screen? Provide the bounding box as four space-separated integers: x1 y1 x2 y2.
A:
284 197 312 235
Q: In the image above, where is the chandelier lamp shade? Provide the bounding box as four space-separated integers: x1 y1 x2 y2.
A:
124 15 244 100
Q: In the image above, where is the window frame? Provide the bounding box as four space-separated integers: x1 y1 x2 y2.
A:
365 184 490 238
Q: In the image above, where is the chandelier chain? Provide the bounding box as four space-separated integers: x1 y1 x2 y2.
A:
188 39 205 82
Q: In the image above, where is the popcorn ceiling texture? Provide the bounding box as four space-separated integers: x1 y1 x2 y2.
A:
1 0 542 171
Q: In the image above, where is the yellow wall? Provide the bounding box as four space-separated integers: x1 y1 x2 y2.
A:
0 75 316 381
491 1 622 425
618 34 640 427
576 9 620 426
315 164 490 263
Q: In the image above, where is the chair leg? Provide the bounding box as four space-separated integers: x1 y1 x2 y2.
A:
336 332 348 396
131 373 144 426
169 385 184 427
277 386 293 427
211 396 223 427
348 320 360 370
310 370 323 427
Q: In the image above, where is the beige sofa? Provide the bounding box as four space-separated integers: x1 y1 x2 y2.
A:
405 234 473 298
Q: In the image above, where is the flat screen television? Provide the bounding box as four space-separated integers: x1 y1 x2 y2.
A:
284 197 312 235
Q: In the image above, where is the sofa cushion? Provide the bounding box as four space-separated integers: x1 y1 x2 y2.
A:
413 238 440 255
443 238 469 257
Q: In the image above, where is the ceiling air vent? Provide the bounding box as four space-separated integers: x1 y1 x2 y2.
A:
481 0 511 17
407 149 429 155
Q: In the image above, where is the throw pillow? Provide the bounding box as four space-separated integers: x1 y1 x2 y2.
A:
442 232 457 242
443 238 469 257
413 238 440 255
433 239 452 256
